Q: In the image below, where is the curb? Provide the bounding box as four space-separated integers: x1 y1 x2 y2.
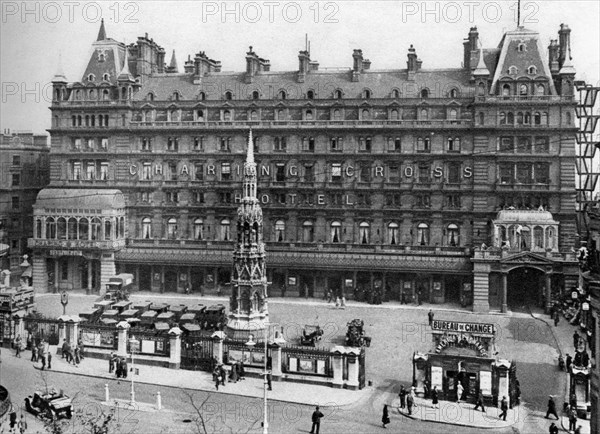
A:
395 406 519 430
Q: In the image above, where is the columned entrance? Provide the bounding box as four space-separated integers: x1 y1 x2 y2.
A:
506 267 544 311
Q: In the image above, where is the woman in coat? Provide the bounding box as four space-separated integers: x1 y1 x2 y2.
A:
381 404 390 428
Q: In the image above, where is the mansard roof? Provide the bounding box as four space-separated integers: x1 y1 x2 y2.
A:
133 68 473 101
35 189 126 210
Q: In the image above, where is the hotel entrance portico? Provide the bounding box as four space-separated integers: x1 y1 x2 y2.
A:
507 266 545 311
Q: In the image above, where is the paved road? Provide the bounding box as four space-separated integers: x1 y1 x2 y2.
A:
6 292 568 433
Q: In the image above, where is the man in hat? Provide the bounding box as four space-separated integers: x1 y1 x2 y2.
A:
428 309 434 326
406 390 414 415
398 385 407 409
545 395 559 420
309 405 324 434
473 389 485 412
499 396 508 421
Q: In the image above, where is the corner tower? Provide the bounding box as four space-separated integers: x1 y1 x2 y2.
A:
227 130 269 336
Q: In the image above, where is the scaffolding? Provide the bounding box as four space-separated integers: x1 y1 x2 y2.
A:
575 81 600 242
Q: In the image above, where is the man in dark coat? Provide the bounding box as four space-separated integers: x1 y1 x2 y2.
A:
121 358 128 379
573 331 580 350
267 370 272 391
428 310 434 326
545 395 559 420
474 389 485 412
499 396 508 421
568 406 578 432
566 353 572 372
398 385 407 409
309 406 324 434
548 422 559 434
109 353 117 373
406 392 414 415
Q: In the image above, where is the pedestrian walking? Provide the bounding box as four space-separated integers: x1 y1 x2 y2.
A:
428 309 434 326
545 395 559 420
568 406 578 432
9 411 17 431
31 344 38 362
215 373 220 390
573 331 580 350
566 354 572 372
61 339 68 359
554 311 560 327
570 393 577 409
267 370 272 391
239 360 246 380
431 386 439 409
406 392 414 415
474 389 486 412
548 422 559 434
39 341 47 370
335 296 340 308
381 404 390 428
309 405 324 434
341 296 346 309
457 382 464 402
219 365 226 386
398 385 407 409
327 289 333 303
14 335 22 357
109 353 116 373
74 345 81 365
121 358 128 379
499 396 508 421
18 414 28 434
47 352 52 370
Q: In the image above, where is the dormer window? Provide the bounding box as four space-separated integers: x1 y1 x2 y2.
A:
305 110 314 121
102 73 110 81
449 88 459 98
146 92 154 101
334 89 343 99
536 84 545 95
528 66 537 75
172 91 180 101
252 90 260 100
278 90 287 100
225 91 233 100
517 43 526 52
362 89 371 99
508 66 518 75
102 89 110 100
307 90 315 100
519 84 528 96
420 89 429 98
198 91 206 101
223 110 232 121
88 74 95 82
392 89 400 98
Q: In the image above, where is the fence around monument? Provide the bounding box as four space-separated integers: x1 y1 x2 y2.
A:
79 323 118 350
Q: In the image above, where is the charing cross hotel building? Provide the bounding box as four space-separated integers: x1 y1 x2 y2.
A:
29 20 580 313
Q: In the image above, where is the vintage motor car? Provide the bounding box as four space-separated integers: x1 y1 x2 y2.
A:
300 325 323 346
24 389 73 420
345 319 372 347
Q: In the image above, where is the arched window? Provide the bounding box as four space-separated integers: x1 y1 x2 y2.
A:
478 112 485 125
546 227 555 250
142 217 152 239
57 217 67 240
103 73 110 81
88 73 95 82
388 223 399 245
223 110 232 121
302 221 314 242
78 218 88 240
334 89 343 99
275 220 285 242
307 90 314 100
146 92 154 101
250 110 258 121
447 224 459 246
68 218 77 240
519 84 528 96
420 89 429 98
518 43 526 52
305 110 314 121
252 90 260 100
499 112 506 125
420 109 428 120
278 90 287 100
450 88 459 98
392 89 400 98
46 217 56 239
390 109 399 120
119 217 125 238
90 218 101 240
566 111 572 125
36 219 42 238
517 112 524 125
198 92 206 101
75 89 81 100
89 89 96 100
220 219 230 241
196 109 204 121
121 87 127 99
333 109 342 121
417 223 430 245
508 66 518 75
448 109 457 120
359 222 370 244
194 218 203 240
534 112 541 125
104 219 112 240
225 91 233 100
519 226 530 250
524 112 531 124
331 221 341 243
172 91 180 101
362 109 370 120
507 112 514 124
478 83 486 96
363 89 371 99
502 84 511 97
536 84 545 95
167 218 178 239
528 66 537 75
102 89 110 101
534 226 544 249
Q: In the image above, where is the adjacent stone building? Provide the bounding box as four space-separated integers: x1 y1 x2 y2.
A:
29 20 579 312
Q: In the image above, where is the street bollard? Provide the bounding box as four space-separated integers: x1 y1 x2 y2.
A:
156 391 162 410
104 384 109 402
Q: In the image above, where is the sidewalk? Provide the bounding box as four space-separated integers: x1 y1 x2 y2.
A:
396 396 523 430
530 311 591 434
44 347 368 408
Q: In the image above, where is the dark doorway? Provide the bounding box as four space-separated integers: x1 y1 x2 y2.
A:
139 265 152 291
190 268 204 294
445 277 461 304
165 269 178 292
507 267 544 311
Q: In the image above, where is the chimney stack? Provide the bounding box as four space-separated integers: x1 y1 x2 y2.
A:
245 47 270 83
463 27 479 69
407 45 418 79
184 55 194 73
558 23 571 68
548 40 560 74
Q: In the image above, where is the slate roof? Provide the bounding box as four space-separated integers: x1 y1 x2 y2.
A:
35 189 126 210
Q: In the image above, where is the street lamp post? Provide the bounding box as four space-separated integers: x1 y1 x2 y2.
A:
129 336 139 405
246 322 275 434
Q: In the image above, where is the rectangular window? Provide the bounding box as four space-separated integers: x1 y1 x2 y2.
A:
516 163 532 184
359 137 371 152
167 137 179 152
387 137 401 152
516 137 532 153
447 137 461 152
499 164 514 184
221 162 231 180
220 137 231 151
499 137 514 152
100 138 108 149
446 194 461 209
11 196 19 209
141 138 152 151
447 163 461 183
389 165 400 183
302 137 315 152
99 162 109 180
87 138 95 149
72 162 82 180
304 165 314 182
219 192 232 204
86 161 96 179
141 191 150 202
142 162 152 180
415 195 430 208
534 163 550 184
61 259 68 281
359 162 371 183
331 163 342 182
417 137 430 152
12 174 20 186
169 163 177 181
166 191 179 203
194 192 204 203
386 193 402 207
330 137 343 152
74 138 82 150
275 164 285 182
194 163 204 181
274 137 287 152
418 164 430 183
357 193 371 206
534 137 549 153
12 155 20 166
193 137 204 151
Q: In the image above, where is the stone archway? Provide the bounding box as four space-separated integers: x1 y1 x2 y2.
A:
507 267 545 311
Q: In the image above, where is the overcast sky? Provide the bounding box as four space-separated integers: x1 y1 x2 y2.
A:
2 0 599 135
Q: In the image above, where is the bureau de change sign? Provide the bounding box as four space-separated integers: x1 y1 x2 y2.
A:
431 320 495 335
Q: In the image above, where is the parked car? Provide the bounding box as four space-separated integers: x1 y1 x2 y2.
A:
24 389 73 420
